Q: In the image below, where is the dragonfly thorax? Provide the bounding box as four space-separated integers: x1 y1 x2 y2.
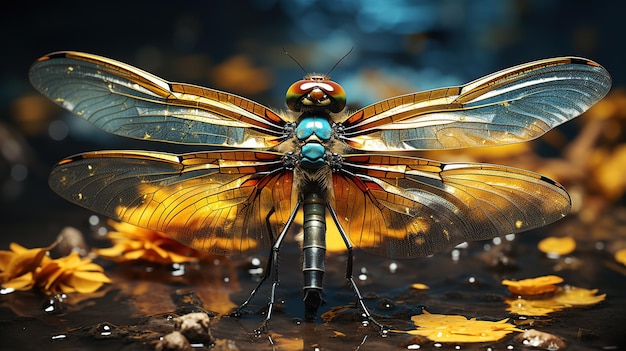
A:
296 115 333 169
295 116 332 140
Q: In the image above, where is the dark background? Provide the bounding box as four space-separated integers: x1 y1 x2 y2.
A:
1 0 623 250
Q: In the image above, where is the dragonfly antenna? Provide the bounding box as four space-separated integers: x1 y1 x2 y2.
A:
326 47 353 76
283 47 308 75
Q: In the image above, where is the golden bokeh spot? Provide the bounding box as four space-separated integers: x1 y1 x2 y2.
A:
615 249 626 266
411 283 430 290
537 236 576 256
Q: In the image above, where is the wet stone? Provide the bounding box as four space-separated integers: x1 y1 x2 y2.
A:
155 331 192 351
173 312 214 344
515 329 566 350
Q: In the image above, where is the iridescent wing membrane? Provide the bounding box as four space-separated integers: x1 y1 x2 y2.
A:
48 150 295 255
330 57 610 257
341 57 611 151
332 155 571 258
31 52 611 257
29 52 287 148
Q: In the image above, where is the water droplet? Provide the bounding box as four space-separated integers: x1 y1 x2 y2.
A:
455 242 468 249
388 262 398 273
10 164 28 181
42 295 67 315
0 287 14 295
88 215 100 226
171 263 185 277
451 249 460 262
48 120 69 141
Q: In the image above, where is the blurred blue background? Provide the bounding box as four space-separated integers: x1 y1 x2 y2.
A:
0 0 621 226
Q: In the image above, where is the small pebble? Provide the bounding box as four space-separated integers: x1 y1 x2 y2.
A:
173 312 214 344
515 329 566 350
155 331 191 351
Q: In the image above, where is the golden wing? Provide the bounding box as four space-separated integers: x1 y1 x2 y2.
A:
30 51 287 148
49 150 296 255
331 155 570 258
341 57 611 151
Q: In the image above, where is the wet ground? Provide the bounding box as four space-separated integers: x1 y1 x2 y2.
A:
1 204 625 350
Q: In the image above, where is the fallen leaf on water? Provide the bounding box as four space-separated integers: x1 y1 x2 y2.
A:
269 332 304 351
0 243 51 291
0 242 110 294
407 310 522 343
35 252 111 294
94 221 208 264
502 275 563 296
553 286 606 306
505 285 606 316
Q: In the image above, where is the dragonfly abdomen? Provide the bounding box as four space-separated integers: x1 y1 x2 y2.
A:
302 192 326 321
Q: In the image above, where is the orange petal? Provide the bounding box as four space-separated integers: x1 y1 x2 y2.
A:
0 244 49 282
1 272 35 290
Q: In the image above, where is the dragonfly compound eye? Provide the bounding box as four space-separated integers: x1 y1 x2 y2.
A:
286 77 346 113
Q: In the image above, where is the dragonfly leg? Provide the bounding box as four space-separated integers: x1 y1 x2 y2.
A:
327 204 389 336
232 202 301 335
231 207 277 318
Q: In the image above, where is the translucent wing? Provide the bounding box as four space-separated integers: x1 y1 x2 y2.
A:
331 154 570 258
49 150 296 255
30 51 287 148
341 57 611 151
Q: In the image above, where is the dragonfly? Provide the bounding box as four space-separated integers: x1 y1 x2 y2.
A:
30 51 611 333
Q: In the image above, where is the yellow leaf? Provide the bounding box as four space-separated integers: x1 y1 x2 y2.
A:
553 286 606 306
502 275 563 295
505 285 605 316
93 220 207 264
408 311 521 343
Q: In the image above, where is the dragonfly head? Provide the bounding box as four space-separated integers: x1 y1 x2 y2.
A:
286 74 346 114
